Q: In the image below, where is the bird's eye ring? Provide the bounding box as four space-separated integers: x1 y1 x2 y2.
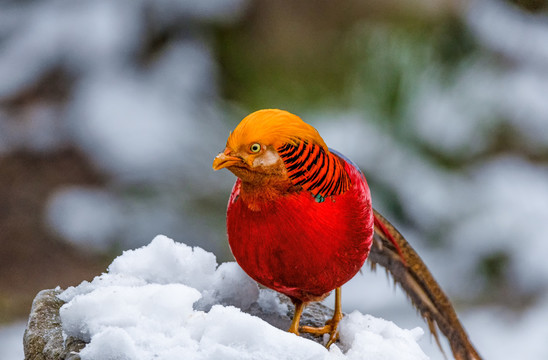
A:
249 143 261 153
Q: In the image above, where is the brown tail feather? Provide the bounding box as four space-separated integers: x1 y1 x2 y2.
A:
369 209 482 360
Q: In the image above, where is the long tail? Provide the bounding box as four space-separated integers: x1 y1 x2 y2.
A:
369 209 482 360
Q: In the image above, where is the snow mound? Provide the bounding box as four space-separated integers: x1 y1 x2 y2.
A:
59 235 428 360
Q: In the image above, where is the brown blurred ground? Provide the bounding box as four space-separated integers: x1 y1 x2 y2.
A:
0 149 110 323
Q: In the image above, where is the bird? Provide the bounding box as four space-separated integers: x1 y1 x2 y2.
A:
213 109 481 360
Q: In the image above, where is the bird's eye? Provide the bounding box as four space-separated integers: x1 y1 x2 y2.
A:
249 143 261 153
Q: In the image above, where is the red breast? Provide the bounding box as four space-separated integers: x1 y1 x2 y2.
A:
226 157 374 302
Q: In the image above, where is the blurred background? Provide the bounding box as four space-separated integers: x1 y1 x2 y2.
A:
1 0 547 358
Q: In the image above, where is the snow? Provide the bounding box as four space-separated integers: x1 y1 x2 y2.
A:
463 298 548 360
467 0 548 68
340 312 425 360
46 187 124 251
0 322 26 360
410 0 548 151
58 235 428 360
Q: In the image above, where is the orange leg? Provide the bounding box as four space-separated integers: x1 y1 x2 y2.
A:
300 287 343 348
288 300 305 335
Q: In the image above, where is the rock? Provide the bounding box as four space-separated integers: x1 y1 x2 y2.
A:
23 288 336 359
23 289 85 360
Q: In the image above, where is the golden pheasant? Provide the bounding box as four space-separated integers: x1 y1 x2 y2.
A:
213 109 481 359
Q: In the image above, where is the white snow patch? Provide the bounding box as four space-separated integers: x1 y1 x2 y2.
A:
46 186 124 251
467 0 548 68
462 297 548 360
0 322 26 360
59 235 428 360
257 289 290 315
340 312 426 360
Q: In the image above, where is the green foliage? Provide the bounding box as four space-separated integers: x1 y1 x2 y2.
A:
477 250 511 290
215 15 478 125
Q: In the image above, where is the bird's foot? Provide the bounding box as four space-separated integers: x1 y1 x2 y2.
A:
300 313 343 348
288 320 300 336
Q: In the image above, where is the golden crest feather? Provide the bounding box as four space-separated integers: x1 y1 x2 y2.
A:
227 109 328 151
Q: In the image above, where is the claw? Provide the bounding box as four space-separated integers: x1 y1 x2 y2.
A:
326 328 340 348
299 287 343 348
300 314 342 347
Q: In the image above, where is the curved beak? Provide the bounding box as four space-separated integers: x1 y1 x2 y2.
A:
212 150 243 171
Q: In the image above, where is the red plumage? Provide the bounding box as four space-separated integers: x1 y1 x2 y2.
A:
226 154 374 302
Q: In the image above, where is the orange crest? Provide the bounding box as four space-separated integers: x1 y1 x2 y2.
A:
227 109 328 151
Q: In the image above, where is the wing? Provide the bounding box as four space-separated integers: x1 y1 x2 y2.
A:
370 209 482 360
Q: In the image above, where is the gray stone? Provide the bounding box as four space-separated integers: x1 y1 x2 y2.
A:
23 289 85 360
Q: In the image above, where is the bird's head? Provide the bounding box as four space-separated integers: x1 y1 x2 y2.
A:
213 109 327 185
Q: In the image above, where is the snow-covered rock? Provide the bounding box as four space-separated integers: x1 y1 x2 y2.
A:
25 235 428 360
